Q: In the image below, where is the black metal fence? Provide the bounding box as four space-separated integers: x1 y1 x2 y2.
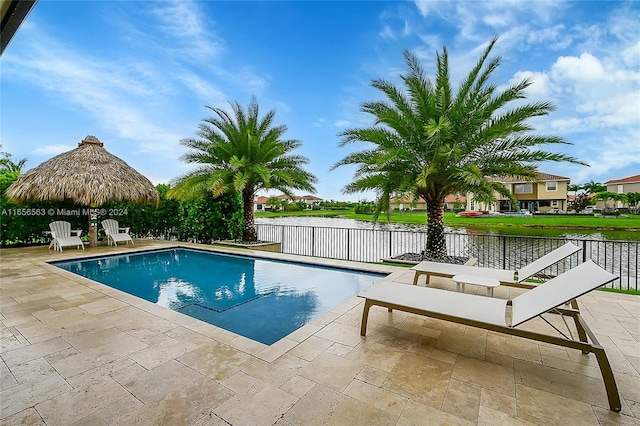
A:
256 223 639 291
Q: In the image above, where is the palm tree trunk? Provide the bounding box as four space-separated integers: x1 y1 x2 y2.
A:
242 191 258 242
424 198 447 259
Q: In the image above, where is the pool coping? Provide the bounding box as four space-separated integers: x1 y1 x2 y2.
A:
46 243 396 347
34 240 407 361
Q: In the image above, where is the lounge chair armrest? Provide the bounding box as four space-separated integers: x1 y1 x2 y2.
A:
120 227 130 234
71 229 83 237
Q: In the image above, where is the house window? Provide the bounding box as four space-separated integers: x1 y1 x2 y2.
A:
617 184 624 194
470 200 475 211
551 200 558 207
546 182 557 191
514 184 533 194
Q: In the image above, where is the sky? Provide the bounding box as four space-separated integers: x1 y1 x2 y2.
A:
1 0 639 202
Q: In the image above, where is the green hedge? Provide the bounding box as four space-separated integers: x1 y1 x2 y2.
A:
0 184 243 247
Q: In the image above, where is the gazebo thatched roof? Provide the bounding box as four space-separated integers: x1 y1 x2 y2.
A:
6 135 159 206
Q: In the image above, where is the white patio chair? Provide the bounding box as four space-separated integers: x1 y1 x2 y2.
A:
49 221 84 251
101 219 134 246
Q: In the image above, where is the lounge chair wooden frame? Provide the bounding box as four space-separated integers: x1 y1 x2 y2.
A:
411 242 581 288
359 260 621 412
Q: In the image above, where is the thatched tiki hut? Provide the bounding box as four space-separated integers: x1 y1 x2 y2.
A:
6 135 159 247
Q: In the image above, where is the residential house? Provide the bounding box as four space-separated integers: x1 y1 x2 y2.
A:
466 172 570 213
604 174 640 208
296 195 323 209
253 194 323 211
389 194 467 211
254 196 270 212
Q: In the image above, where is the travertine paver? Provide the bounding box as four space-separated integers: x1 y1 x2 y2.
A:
1 240 639 425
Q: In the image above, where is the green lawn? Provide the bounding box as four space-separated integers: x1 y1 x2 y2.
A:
256 209 640 231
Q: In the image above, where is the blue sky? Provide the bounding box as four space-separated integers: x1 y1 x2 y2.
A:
1 0 638 201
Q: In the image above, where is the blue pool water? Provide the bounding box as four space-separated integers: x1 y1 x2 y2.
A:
51 248 384 345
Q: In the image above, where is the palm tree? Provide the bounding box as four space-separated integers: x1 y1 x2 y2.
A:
626 192 640 212
0 145 27 194
171 98 317 241
568 184 582 197
567 183 582 211
333 38 586 259
582 180 606 195
595 191 627 210
0 145 27 173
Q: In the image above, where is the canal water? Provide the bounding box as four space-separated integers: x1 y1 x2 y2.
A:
255 216 638 290
256 216 638 241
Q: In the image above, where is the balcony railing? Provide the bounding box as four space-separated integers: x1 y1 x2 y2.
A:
256 223 639 291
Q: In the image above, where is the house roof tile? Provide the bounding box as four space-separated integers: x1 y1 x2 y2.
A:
605 174 640 185
390 195 467 203
489 172 570 183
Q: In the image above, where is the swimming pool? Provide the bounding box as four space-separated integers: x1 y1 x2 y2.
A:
51 248 385 345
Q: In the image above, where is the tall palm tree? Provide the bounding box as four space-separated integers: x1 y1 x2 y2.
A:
333 38 586 259
171 98 317 241
568 184 582 197
582 180 607 195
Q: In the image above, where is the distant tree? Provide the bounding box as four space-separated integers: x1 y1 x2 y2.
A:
582 180 606 195
568 184 582 195
332 38 586 259
567 183 585 211
0 146 27 194
594 191 627 209
0 145 27 174
626 192 639 210
170 98 317 241
452 197 465 211
266 196 284 211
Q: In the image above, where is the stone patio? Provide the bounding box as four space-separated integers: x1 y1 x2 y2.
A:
1 240 639 425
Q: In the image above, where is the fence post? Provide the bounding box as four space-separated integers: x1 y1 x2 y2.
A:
252 222 633 291
347 229 350 261
502 236 507 270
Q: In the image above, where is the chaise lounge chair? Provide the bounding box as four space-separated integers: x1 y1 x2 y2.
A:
101 219 134 246
359 260 621 411
411 241 580 287
49 221 84 251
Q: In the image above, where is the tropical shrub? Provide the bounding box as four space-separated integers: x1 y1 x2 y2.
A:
1 184 243 247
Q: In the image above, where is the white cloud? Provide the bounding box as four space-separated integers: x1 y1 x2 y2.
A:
313 118 326 127
525 25 572 50
510 71 552 97
176 72 227 104
31 144 75 156
413 0 445 17
148 0 223 62
334 120 350 127
622 41 640 68
551 53 605 82
2 29 187 160
548 118 585 133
